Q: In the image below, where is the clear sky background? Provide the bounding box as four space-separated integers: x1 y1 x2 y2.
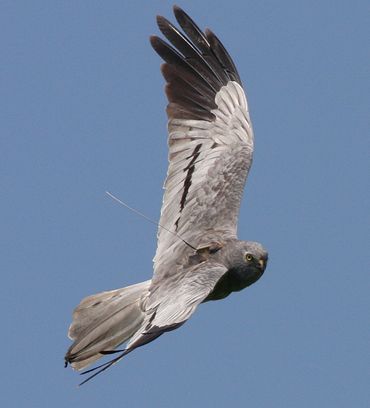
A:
2 1 369 407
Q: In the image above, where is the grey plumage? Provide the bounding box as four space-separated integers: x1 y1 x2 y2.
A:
65 6 268 385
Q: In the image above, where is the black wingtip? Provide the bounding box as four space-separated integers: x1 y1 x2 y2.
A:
156 14 166 28
173 4 182 14
173 6 186 27
149 35 160 50
173 5 188 22
151 5 242 120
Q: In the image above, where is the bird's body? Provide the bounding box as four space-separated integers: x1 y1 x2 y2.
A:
65 6 268 385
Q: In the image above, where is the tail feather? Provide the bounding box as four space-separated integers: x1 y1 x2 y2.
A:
65 280 151 371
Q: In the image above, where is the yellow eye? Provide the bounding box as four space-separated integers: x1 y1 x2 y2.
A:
245 254 253 262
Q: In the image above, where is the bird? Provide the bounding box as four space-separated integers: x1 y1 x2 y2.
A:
65 5 268 385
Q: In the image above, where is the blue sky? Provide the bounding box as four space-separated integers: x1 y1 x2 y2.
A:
2 1 369 406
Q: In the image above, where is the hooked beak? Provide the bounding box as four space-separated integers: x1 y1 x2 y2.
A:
258 258 266 270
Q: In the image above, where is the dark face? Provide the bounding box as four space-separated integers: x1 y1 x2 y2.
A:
205 242 268 301
240 251 267 287
230 242 268 290
244 249 268 275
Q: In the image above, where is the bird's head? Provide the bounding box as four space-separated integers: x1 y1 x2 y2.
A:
223 240 268 289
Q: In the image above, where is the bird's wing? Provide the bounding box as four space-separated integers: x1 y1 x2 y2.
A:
150 6 254 286
126 262 228 351
77 262 227 385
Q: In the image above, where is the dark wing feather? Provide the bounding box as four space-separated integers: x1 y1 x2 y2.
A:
174 6 242 85
157 15 229 86
205 28 242 84
173 5 211 54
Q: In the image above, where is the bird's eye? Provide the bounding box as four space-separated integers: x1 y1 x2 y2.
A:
245 253 253 262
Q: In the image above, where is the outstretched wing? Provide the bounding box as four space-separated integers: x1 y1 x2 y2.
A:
126 262 227 351
150 6 254 286
77 262 227 385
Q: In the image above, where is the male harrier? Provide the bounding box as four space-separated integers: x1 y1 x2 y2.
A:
65 6 268 385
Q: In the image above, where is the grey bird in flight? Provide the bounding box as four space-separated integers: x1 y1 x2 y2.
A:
65 5 268 385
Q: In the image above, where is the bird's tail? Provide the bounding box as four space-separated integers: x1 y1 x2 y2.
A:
65 280 151 371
